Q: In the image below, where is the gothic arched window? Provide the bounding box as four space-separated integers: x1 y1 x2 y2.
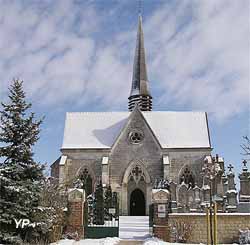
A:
180 166 195 188
79 168 93 196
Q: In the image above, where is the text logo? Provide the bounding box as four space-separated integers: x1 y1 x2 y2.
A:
14 219 36 229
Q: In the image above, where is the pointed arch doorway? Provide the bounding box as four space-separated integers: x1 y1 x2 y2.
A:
121 160 152 215
130 188 145 216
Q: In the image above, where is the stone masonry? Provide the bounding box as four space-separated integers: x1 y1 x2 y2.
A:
168 213 250 244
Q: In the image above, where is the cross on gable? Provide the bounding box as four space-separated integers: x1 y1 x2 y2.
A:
228 164 234 172
242 160 248 171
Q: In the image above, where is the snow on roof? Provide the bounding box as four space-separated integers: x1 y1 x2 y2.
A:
68 188 84 193
163 155 170 165
62 112 128 149
152 189 170 194
59 155 67 165
218 156 224 162
62 111 210 149
204 155 212 163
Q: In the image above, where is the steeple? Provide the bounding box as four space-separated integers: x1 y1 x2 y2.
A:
128 15 152 111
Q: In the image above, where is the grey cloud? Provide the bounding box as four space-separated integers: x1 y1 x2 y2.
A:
145 0 249 122
0 0 249 123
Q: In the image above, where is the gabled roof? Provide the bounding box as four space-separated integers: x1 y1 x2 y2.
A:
62 111 211 149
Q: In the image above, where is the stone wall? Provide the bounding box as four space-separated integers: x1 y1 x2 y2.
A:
50 157 60 184
67 201 84 237
153 216 170 242
168 213 250 244
60 149 109 185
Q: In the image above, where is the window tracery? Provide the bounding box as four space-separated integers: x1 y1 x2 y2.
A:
129 165 145 184
129 130 144 144
180 166 195 188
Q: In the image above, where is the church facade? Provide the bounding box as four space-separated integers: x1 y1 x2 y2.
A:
51 16 249 215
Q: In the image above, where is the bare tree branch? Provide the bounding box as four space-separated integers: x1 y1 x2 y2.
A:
241 136 250 156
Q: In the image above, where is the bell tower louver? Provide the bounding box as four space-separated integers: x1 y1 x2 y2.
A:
128 15 152 111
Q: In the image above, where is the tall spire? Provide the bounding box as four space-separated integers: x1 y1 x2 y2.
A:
128 15 152 111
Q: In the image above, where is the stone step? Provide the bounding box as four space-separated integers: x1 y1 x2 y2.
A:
120 216 149 220
119 232 151 240
120 225 149 228
119 216 149 220
118 240 144 245
119 216 151 240
120 227 149 231
119 221 149 224
120 220 149 223
120 221 149 224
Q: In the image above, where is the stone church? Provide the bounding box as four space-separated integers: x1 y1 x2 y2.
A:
51 16 250 215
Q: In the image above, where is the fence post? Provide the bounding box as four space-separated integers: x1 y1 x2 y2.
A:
213 203 217 245
67 188 85 239
151 189 170 241
206 206 210 245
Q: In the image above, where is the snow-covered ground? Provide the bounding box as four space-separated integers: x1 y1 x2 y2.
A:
50 237 120 245
50 237 238 245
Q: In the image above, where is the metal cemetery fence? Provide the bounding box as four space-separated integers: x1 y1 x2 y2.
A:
84 197 119 238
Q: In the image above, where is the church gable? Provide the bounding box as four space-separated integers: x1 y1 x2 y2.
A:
109 106 163 183
111 106 161 150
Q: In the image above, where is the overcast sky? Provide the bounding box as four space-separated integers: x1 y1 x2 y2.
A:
0 0 249 176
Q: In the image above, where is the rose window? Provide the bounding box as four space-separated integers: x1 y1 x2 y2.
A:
129 130 144 144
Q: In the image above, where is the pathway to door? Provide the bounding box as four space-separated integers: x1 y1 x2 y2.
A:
119 216 150 240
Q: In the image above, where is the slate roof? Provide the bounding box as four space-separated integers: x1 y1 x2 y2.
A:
62 111 211 149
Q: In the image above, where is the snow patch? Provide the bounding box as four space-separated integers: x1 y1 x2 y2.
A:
50 237 241 245
50 237 120 245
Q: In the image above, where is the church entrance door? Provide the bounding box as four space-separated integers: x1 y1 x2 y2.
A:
130 188 145 216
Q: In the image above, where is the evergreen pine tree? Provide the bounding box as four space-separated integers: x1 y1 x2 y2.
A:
112 192 119 218
93 180 104 225
0 79 44 244
85 174 92 196
73 170 93 196
104 186 112 220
